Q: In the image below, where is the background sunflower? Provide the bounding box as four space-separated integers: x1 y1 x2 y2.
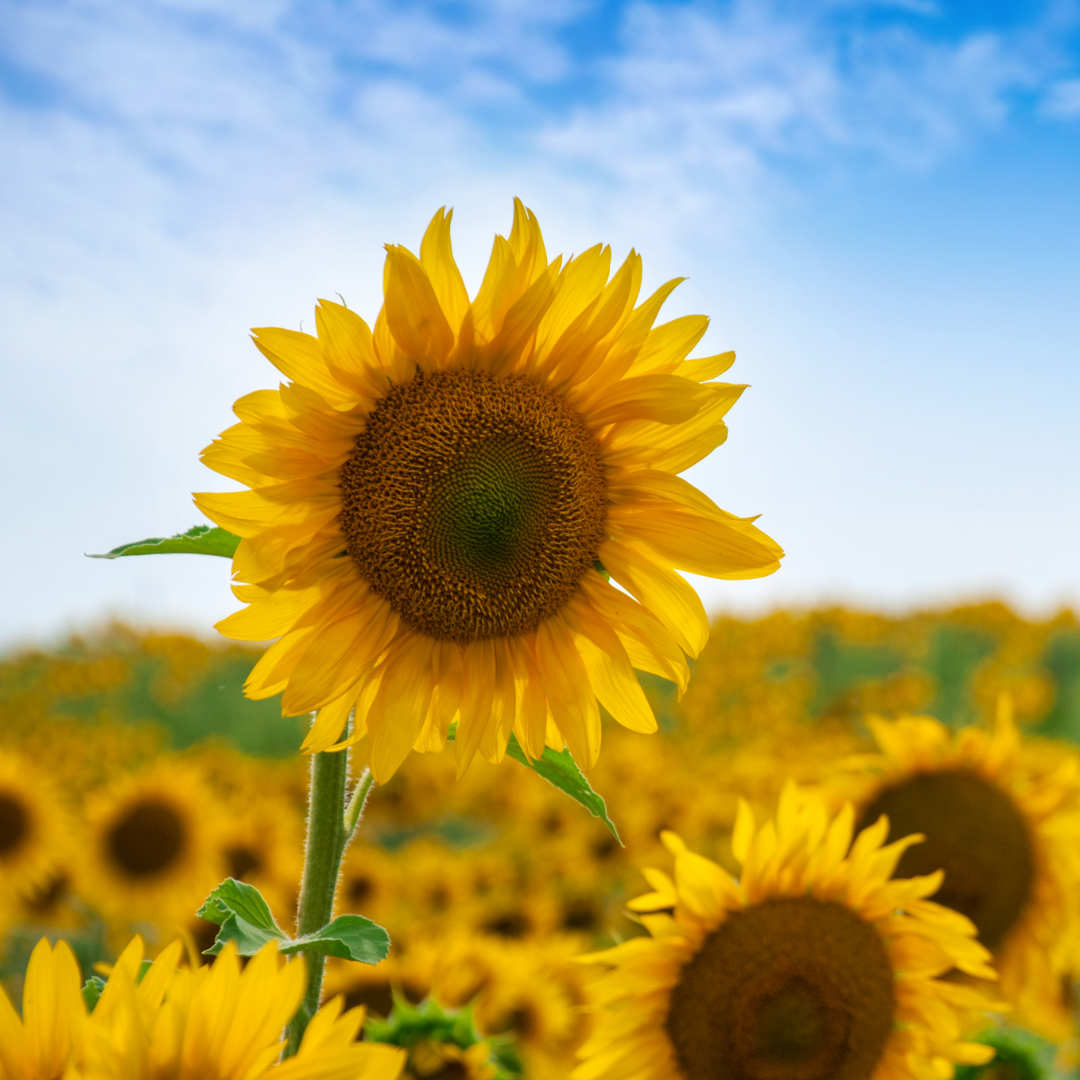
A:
833 704 1080 1040
78 761 227 931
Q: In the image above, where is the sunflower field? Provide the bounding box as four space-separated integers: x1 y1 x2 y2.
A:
5 208 1080 1080
4 602 1080 1079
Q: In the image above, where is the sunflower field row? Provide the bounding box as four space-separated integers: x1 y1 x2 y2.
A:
2 602 1080 1078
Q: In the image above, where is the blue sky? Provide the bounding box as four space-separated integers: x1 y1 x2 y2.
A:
2 0 1079 647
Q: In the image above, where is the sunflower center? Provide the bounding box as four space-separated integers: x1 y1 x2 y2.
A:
665 896 894 1080
0 792 29 856
339 370 607 642
226 844 263 880
859 767 1033 950
106 798 187 878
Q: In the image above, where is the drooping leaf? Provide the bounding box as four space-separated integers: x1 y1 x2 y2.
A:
285 914 390 964
446 726 621 844
504 734 621 843
88 525 240 559
196 878 288 956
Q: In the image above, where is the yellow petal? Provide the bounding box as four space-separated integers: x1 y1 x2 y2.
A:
599 537 708 657
383 245 455 368
455 638 497 775
562 594 656 734
610 503 783 580
419 207 470 334
587 374 710 428
366 634 437 782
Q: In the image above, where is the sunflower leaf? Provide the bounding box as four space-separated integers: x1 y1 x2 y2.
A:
285 914 390 964
504 735 622 844
81 975 107 1013
445 726 621 844
204 912 286 957
196 877 288 956
88 524 240 559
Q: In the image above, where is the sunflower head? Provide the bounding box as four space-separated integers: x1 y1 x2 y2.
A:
838 701 1080 1042
79 762 226 925
197 201 782 780
0 750 70 901
575 783 1000 1080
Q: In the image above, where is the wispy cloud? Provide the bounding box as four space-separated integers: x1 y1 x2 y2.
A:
541 0 1076 203
1 0 1079 645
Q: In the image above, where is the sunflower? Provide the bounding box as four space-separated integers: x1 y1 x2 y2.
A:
575 784 999 1080
78 761 226 927
72 936 406 1080
196 200 783 780
215 791 304 931
836 702 1080 1040
0 749 69 903
0 937 85 1080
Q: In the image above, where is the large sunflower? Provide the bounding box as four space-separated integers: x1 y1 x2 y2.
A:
575 784 999 1080
836 702 1080 1040
196 201 783 780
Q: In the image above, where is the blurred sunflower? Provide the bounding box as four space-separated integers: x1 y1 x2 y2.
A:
216 792 304 931
197 200 783 781
840 703 1080 1040
337 843 400 928
72 936 406 1080
79 762 226 926
0 937 85 1080
0 750 69 902
575 784 999 1080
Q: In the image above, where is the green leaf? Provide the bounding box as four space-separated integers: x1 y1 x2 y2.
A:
503 734 621 844
196 878 288 956
207 912 288 956
445 725 621 844
88 524 240 559
285 914 390 964
81 975 107 1013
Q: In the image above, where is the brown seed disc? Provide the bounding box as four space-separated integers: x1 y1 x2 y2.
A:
339 371 607 642
225 844 263 880
106 798 187 878
665 896 895 1080
0 792 29 857
859 767 1034 950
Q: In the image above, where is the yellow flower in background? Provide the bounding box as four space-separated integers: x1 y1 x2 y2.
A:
197 200 783 780
404 1040 494 1080
74 937 406 1080
839 702 1080 1040
0 751 70 904
575 785 999 1080
78 762 226 926
0 937 84 1080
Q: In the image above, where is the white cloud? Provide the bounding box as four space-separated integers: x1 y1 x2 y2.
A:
540 0 1055 201
1 0 1079 647
1042 76 1080 116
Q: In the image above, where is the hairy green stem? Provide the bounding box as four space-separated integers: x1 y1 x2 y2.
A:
284 743 350 1056
344 768 374 838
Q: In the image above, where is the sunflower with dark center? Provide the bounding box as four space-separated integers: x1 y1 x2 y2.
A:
196 200 783 781
839 703 1080 1041
0 750 68 904
79 763 227 924
575 784 1001 1080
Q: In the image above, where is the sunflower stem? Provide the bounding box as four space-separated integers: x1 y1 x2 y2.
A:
344 768 374 839
284 738 351 1056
